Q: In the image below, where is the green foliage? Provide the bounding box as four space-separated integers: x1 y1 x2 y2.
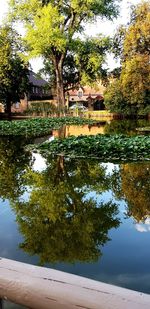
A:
26 102 58 116
104 79 129 114
35 134 150 162
0 117 96 137
123 1 150 58
120 54 150 114
9 0 119 106
41 36 111 91
105 1 150 115
112 25 126 60
74 36 111 86
0 25 30 112
10 0 119 44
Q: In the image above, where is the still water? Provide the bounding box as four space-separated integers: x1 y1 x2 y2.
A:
52 119 150 137
0 120 150 298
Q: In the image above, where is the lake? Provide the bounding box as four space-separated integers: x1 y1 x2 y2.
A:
0 119 150 308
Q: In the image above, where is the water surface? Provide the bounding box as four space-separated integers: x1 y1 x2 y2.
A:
52 118 150 138
0 134 150 295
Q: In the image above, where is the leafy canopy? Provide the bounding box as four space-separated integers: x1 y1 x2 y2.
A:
105 1 150 115
40 35 111 89
9 0 119 91
0 25 29 107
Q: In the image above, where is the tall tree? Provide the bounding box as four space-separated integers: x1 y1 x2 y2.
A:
120 1 150 113
9 0 119 108
0 25 29 115
39 36 110 93
105 1 150 115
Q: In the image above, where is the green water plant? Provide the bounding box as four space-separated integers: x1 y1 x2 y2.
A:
0 117 96 137
35 134 150 162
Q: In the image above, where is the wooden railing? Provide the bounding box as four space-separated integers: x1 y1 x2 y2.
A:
0 257 150 309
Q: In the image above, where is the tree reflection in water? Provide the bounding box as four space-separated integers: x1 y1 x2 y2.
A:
12 154 120 265
1 136 149 265
0 136 33 201
111 163 150 222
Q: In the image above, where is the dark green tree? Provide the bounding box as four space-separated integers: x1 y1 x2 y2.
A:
39 36 110 93
0 25 30 115
104 79 128 114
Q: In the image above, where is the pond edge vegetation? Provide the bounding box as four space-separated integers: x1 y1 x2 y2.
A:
0 117 96 137
33 134 150 162
0 118 149 162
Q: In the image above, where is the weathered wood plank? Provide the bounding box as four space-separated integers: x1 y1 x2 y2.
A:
0 257 150 309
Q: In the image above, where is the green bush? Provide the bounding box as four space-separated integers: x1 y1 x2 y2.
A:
25 102 57 116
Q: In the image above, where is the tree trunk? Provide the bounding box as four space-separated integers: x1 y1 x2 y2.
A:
56 65 65 111
53 54 65 112
5 97 11 118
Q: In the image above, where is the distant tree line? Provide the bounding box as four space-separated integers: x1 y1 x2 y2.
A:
105 1 150 116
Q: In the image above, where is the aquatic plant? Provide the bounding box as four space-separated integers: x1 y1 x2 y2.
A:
35 134 150 162
0 117 96 137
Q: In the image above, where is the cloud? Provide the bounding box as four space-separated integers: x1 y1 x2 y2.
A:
135 223 150 233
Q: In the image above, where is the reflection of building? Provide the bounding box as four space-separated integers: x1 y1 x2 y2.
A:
53 123 109 138
68 83 105 111
12 71 52 113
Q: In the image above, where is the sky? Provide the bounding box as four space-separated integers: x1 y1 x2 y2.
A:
0 0 141 72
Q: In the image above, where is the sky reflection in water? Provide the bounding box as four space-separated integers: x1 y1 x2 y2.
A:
0 137 150 294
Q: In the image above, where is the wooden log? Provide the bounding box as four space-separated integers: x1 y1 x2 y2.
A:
0 257 150 309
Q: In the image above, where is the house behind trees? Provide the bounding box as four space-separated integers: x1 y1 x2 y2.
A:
11 71 52 113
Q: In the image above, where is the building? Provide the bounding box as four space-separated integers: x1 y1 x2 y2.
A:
68 83 106 111
11 71 52 113
28 71 52 101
